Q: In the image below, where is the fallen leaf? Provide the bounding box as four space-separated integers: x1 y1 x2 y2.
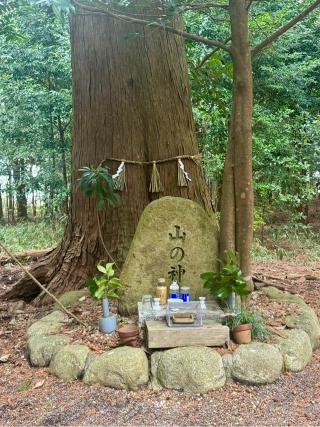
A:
33 379 45 389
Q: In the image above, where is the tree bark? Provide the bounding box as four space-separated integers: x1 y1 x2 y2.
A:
219 115 235 259
57 115 69 214
6 8 212 303
229 0 253 285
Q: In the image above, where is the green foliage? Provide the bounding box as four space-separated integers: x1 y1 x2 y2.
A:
225 309 270 342
0 1 71 220
275 247 287 261
78 166 121 210
86 262 123 300
200 250 250 299
0 220 64 253
185 0 320 225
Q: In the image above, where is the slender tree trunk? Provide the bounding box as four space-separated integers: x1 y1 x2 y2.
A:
13 159 28 220
49 152 55 216
0 185 4 223
32 191 37 218
7 169 15 224
219 116 235 258
230 0 253 285
6 8 212 302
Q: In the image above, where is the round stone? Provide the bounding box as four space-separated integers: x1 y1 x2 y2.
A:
232 342 283 384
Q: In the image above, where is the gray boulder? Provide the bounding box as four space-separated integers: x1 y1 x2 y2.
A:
273 329 312 372
49 344 90 380
27 334 70 367
285 308 320 350
83 346 149 390
151 346 225 394
232 342 283 384
262 287 320 349
27 311 66 338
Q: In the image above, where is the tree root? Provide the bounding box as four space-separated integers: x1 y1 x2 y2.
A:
0 241 87 326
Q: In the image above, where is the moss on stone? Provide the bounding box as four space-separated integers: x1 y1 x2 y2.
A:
261 287 320 349
83 346 149 389
54 289 90 310
27 334 70 367
27 311 66 338
49 344 90 381
272 329 312 371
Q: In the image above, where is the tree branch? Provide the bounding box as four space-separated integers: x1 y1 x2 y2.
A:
180 3 229 11
252 0 320 56
195 36 231 69
72 0 232 54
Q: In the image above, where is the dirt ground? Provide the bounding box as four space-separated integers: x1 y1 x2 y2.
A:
0 260 320 426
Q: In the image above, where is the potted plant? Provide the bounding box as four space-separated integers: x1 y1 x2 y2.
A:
86 262 123 334
225 309 270 344
200 250 250 310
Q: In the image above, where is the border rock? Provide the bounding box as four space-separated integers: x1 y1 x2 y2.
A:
83 346 149 390
232 342 283 384
27 334 70 367
262 287 320 349
49 344 90 380
27 311 66 338
151 346 226 394
54 289 90 310
272 329 312 372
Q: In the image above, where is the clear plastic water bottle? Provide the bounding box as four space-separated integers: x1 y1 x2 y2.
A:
181 287 190 302
169 281 179 299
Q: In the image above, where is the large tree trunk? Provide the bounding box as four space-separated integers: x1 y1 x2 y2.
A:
6 8 212 303
57 115 69 214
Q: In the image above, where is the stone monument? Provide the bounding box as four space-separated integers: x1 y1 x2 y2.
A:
120 196 219 314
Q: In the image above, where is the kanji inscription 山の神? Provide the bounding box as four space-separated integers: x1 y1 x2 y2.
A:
168 225 186 283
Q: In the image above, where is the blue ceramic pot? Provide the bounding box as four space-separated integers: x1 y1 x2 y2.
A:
99 298 117 333
99 314 117 334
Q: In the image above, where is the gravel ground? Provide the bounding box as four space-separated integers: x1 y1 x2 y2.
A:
1 351 319 426
1 260 320 426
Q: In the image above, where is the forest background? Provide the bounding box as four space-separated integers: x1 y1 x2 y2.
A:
0 0 319 263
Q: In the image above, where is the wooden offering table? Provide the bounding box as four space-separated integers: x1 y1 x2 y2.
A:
146 319 230 349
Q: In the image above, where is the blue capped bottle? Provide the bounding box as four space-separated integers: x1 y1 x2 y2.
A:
169 280 179 299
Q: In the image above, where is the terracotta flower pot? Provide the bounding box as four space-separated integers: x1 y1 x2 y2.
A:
233 323 252 344
117 325 140 347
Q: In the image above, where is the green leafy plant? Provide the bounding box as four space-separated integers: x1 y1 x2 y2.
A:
276 247 287 260
225 309 270 342
200 250 250 299
86 262 123 300
78 165 121 210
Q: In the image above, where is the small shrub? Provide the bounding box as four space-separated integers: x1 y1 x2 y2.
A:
200 250 250 299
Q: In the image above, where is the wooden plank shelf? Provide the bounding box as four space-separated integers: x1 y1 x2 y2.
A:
146 319 230 349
